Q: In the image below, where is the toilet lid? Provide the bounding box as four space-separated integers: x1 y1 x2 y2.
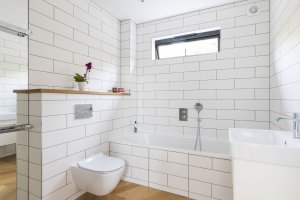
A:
78 153 125 173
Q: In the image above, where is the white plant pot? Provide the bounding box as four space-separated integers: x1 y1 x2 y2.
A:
78 82 87 91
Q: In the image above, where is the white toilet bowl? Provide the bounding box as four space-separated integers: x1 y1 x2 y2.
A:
71 153 125 196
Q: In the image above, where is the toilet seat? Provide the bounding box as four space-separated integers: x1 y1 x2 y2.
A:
78 153 125 174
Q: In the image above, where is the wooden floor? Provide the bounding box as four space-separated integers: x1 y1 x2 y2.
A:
0 156 189 200
0 155 16 200
77 181 190 200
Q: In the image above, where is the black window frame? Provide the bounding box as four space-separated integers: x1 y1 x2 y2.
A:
155 30 221 60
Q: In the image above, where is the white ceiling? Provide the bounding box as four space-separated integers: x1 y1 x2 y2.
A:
92 0 237 24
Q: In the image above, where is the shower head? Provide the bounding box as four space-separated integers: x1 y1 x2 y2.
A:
194 102 203 112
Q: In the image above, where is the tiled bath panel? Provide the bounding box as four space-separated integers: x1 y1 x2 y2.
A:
110 142 232 200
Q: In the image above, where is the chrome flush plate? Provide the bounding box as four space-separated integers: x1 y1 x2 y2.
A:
75 104 93 119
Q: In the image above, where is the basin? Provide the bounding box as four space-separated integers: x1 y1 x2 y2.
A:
229 128 300 200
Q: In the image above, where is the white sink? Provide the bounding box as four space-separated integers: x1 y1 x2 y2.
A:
229 128 300 168
230 128 300 200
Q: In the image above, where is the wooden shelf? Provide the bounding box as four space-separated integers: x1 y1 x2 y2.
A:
13 88 131 96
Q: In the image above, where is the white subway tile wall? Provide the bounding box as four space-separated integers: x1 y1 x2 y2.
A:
0 144 16 158
16 94 29 199
136 0 270 138
110 141 232 200
17 0 281 199
23 92 134 200
0 31 28 92
0 30 28 138
29 0 120 91
270 0 300 131
26 0 135 199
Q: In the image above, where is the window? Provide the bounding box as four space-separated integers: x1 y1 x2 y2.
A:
154 29 220 60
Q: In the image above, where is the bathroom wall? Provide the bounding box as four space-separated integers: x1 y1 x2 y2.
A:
28 0 120 91
26 92 125 199
0 31 28 114
0 27 28 161
0 0 28 29
120 20 138 129
136 0 270 138
0 144 16 158
27 0 136 199
270 0 300 131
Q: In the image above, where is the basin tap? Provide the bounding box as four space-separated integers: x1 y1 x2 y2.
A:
277 113 300 139
134 121 137 133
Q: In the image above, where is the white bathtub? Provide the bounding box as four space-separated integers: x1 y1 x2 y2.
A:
112 132 230 159
110 132 233 199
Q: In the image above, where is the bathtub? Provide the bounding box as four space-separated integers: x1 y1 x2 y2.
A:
110 133 233 200
112 133 230 159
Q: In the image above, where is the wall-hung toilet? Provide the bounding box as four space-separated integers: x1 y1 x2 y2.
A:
71 153 125 196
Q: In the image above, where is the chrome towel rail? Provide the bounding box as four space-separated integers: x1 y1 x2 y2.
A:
0 124 33 134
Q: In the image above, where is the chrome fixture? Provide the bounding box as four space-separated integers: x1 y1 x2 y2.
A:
134 121 138 133
0 20 30 37
179 108 188 121
0 124 33 134
249 5 259 14
277 113 300 139
194 102 203 151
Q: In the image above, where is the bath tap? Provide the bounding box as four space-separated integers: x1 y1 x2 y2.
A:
134 121 138 133
277 113 300 139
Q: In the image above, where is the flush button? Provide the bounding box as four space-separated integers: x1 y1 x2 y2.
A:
179 108 188 121
75 104 93 119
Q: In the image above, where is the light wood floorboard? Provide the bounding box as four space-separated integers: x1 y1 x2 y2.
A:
0 155 16 200
77 181 190 200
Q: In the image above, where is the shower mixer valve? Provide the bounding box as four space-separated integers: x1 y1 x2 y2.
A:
179 108 188 121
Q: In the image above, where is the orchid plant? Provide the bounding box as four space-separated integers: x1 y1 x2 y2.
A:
74 62 93 83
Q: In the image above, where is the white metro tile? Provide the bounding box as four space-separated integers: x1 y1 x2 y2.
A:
189 155 212 169
189 179 212 197
68 135 100 155
149 171 167 186
43 144 67 164
131 167 148 181
42 172 67 196
166 162 188 178
212 185 233 200
149 149 167 161
212 159 231 173
189 166 232 187
42 126 85 148
189 192 214 200
42 152 85 180
168 175 188 191
42 115 67 132
29 178 42 197
132 146 148 158
110 143 132 155
168 152 188 165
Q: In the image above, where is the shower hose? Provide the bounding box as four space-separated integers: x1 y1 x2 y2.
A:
194 110 202 151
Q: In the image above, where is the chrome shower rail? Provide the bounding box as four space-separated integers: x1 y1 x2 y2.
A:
0 124 33 134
